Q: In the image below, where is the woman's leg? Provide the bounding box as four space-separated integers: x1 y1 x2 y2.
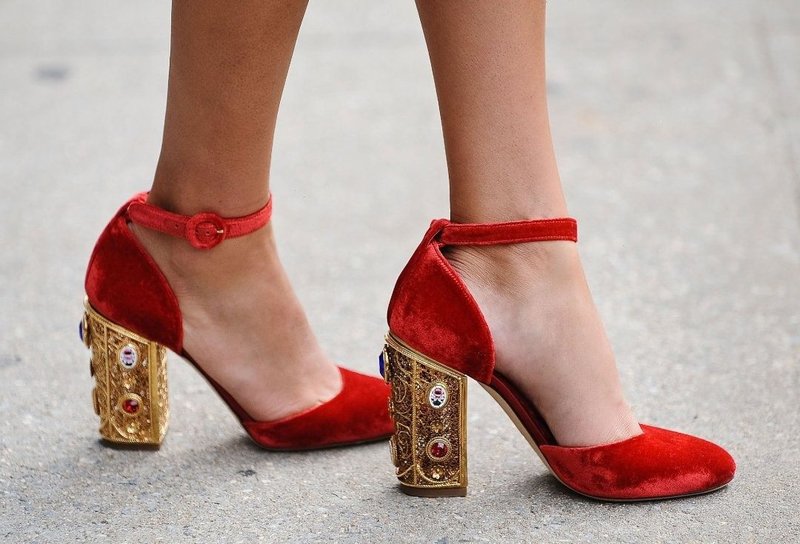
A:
132 0 342 421
416 0 641 445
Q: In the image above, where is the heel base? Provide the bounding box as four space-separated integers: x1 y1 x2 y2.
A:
83 299 169 447
399 484 467 498
99 438 163 450
384 333 468 497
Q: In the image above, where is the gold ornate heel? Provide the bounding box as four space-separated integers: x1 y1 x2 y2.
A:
80 300 169 447
383 333 468 497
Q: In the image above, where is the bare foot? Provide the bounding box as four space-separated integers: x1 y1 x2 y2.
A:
130 221 342 422
444 241 642 447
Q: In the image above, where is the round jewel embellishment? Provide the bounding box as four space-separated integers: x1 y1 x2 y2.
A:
428 383 448 409
79 315 91 348
119 394 142 416
426 437 452 461
118 344 138 369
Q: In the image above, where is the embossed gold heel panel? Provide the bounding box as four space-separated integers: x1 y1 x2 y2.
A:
82 300 169 446
383 333 467 497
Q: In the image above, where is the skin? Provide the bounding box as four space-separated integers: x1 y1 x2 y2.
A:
415 0 641 445
134 0 641 445
134 0 342 421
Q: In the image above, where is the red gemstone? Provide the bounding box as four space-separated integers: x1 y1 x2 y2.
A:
122 398 140 414
429 440 449 459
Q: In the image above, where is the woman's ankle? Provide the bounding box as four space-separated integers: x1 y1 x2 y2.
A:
444 240 583 298
129 219 279 295
448 175 569 224
149 155 271 218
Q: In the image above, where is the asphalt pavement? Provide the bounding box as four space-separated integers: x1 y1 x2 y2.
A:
1 1 798 542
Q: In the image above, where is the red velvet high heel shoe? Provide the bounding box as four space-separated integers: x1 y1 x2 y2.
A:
380 217 735 500
80 192 393 450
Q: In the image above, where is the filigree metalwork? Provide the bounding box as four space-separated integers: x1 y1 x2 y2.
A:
83 300 168 446
384 334 467 494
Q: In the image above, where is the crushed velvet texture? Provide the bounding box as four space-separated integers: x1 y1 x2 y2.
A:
127 193 273 250
241 369 394 450
541 425 736 500
388 220 495 383
489 373 735 500
387 217 579 384
85 193 393 450
439 217 577 246
387 216 736 499
85 194 183 351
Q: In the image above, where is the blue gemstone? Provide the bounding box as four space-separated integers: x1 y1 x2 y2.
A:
78 321 83 342
378 352 385 377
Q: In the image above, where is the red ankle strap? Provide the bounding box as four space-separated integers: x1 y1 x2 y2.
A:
127 193 273 250
437 217 577 246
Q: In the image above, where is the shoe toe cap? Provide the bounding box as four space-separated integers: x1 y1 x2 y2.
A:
540 424 735 501
244 368 393 450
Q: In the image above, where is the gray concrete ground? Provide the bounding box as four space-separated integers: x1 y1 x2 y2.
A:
1 1 798 542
